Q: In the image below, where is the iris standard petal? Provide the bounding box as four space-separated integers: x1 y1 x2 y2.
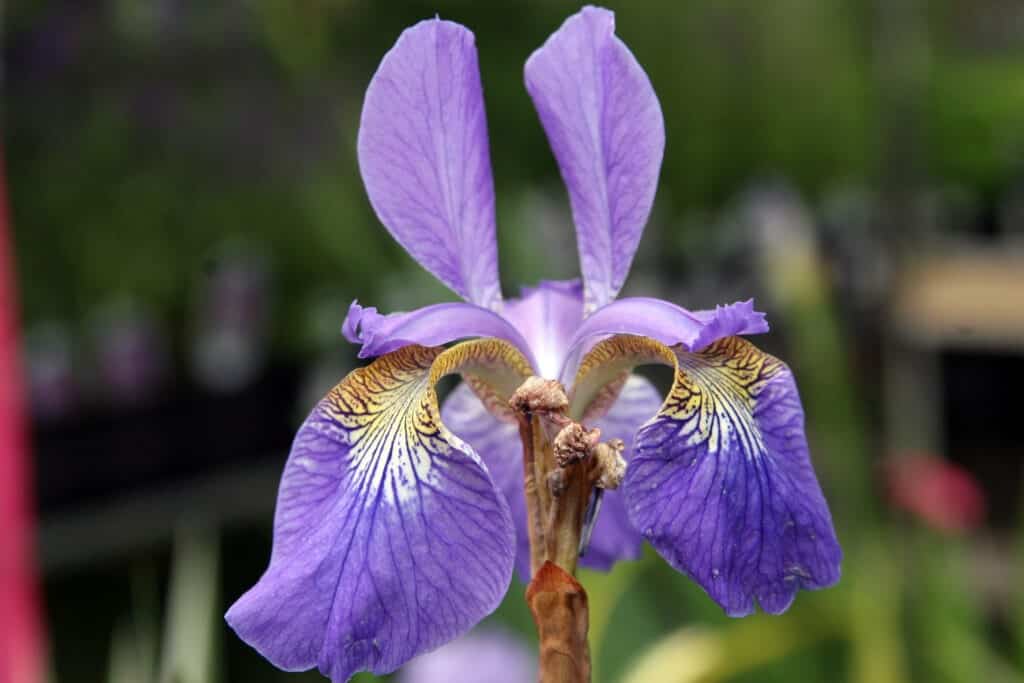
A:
566 298 768 363
442 373 660 577
525 6 665 313
577 335 841 616
343 300 538 370
501 280 584 379
358 18 501 308
226 340 532 681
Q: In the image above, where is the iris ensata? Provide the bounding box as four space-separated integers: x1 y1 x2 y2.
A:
226 6 842 682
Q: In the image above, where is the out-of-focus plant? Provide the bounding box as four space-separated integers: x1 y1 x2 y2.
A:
105 529 221 683
397 628 535 683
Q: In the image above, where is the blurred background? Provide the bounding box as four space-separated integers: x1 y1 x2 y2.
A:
3 0 1024 681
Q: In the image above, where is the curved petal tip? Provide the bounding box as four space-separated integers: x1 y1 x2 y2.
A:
342 299 539 367
689 299 769 352
341 300 381 351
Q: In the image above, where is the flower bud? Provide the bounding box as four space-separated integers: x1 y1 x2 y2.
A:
553 422 600 467
592 439 626 490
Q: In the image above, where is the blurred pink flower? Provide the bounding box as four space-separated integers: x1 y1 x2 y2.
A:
885 453 986 534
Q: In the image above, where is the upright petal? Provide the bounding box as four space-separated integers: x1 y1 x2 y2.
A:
501 280 584 379
576 335 842 616
226 340 532 680
442 373 660 577
358 19 501 308
525 7 665 312
343 300 538 371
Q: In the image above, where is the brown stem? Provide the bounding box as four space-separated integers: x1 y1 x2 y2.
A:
510 377 593 682
549 466 591 574
527 562 591 683
532 414 555 570
517 413 546 577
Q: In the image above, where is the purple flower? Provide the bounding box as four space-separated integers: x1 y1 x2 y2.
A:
398 628 535 683
226 7 841 681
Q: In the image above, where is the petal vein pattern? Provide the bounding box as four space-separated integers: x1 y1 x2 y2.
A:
358 19 501 308
576 335 841 616
525 7 665 312
226 340 531 681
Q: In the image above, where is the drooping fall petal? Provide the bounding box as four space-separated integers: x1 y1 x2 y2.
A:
575 335 841 616
358 18 502 308
226 340 532 681
525 6 665 313
440 383 529 577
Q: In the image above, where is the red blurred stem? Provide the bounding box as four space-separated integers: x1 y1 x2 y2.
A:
0 147 45 683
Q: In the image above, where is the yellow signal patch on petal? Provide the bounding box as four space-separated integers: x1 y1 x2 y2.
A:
227 338 534 679
570 334 782 441
663 336 784 458
318 338 534 503
571 334 841 616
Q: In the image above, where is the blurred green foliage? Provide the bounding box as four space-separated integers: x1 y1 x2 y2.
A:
8 0 1024 352
9 1 1024 681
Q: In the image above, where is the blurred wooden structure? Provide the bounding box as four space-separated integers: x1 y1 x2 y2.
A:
884 246 1024 524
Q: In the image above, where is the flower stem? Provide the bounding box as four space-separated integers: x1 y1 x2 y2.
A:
527 562 591 683
546 463 590 573
510 378 594 682
516 412 546 577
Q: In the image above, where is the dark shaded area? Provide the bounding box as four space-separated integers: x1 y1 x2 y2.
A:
943 351 1024 529
34 362 300 513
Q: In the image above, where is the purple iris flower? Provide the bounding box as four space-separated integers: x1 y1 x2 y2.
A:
226 7 841 682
